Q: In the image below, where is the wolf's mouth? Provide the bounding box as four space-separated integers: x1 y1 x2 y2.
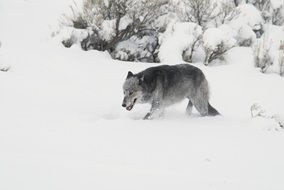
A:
126 98 137 111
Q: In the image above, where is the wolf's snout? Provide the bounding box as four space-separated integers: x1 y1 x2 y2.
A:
122 103 126 107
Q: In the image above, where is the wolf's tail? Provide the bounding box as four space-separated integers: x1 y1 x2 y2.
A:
208 103 220 116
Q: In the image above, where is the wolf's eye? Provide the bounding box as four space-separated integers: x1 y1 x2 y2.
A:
129 92 133 96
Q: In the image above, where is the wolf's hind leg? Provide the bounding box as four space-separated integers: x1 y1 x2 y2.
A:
186 100 193 115
193 80 210 116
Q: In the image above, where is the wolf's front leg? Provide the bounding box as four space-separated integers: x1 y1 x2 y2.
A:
144 100 164 120
144 79 164 120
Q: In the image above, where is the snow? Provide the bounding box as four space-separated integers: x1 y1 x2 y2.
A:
159 22 202 63
119 15 133 31
236 24 256 44
103 0 109 7
58 27 90 45
203 27 236 50
230 4 264 29
1 0 284 190
270 0 284 9
99 19 116 41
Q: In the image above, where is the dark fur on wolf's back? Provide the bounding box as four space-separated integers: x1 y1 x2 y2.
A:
122 64 219 119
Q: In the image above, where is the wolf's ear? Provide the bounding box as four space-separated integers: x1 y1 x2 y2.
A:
138 75 144 85
127 71 133 78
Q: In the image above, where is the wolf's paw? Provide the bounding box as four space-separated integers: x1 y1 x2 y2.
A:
143 113 152 120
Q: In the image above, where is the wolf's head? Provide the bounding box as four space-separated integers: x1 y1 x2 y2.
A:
122 71 144 111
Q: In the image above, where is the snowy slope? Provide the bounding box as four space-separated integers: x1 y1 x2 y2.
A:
1 1 284 190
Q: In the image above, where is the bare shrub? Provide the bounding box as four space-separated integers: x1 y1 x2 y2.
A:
247 0 270 12
279 41 284 76
182 35 202 63
251 103 284 129
213 1 237 27
0 66 10 72
271 6 284 25
253 38 273 72
178 0 218 28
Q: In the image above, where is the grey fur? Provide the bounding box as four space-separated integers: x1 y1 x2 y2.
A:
122 64 219 119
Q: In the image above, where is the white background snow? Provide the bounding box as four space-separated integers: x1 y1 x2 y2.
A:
1 0 284 190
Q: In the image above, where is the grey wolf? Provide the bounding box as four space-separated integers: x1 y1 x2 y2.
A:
122 64 219 119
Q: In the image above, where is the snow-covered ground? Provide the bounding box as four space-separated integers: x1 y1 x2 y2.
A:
1 0 284 190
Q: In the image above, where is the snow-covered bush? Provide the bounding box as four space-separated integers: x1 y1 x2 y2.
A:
158 22 202 63
267 0 284 25
253 37 272 72
253 25 284 75
202 26 236 65
0 67 10 72
182 35 202 63
216 4 263 47
251 103 284 129
211 23 256 48
229 4 264 38
248 0 284 25
111 33 159 62
64 0 168 52
59 27 90 48
235 24 257 46
57 0 284 66
59 0 169 62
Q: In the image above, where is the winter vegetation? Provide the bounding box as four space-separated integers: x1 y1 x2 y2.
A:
251 103 284 129
1 0 284 189
61 0 168 62
202 26 236 65
59 0 284 76
0 67 10 72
